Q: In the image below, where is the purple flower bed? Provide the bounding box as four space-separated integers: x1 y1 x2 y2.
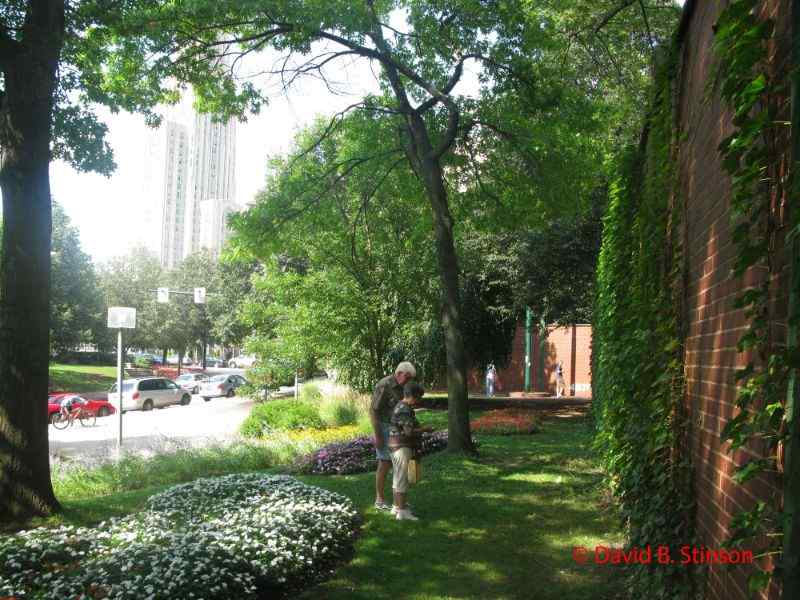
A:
300 430 450 475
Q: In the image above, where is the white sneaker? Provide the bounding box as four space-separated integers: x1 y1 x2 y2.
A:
390 504 413 515
395 509 419 521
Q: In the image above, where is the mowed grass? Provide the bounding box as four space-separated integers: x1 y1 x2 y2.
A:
24 408 623 599
49 363 117 393
295 411 624 600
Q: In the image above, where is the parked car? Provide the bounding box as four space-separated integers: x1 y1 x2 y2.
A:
227 354 257 369
107 377 191 412
133 353 163 367
174 372 208 394
199 374 248 401
47 393 116 424
204 356 225 368
167 355 194 366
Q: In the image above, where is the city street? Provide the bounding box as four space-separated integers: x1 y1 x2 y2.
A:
49 394 254 458
49 368 257 459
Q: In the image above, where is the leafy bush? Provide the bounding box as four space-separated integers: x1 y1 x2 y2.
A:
298 383 323 403
52 350 117 365
240 399 323 437
299 430 453 475
470 409 540 435
133 354 155 367
244 359 296 390
0 474 359 599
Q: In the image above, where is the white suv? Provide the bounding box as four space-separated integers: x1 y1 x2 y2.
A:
228 354 257 369
108 377 191 412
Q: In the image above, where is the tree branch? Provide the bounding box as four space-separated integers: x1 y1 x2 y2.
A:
430 102 460 160
287 101 367 170
638 0 655 48
415 56 468 114
275 147 405 229
591 0 637 35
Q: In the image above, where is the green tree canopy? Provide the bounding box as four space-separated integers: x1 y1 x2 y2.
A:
96 247 162 352
233 115 439 390
49 201 104 354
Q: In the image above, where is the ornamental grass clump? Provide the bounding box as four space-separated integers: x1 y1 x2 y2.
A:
470 409 540 435
300 430 450 475
0 474 360 599
319 395 361 427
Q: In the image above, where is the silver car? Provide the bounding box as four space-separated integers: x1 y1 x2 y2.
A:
227 354 257 369
199 374 248 401
174 372 208 394
108 377 192 412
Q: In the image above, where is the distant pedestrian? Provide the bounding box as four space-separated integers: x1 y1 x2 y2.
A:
370 362 416 511
555 361 566 398
485 363 497 397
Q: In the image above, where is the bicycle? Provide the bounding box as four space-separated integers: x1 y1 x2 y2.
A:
51 404 97 429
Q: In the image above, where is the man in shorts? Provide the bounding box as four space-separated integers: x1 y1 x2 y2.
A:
370 361 416 511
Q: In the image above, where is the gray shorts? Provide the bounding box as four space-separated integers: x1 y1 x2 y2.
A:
375 422 392 461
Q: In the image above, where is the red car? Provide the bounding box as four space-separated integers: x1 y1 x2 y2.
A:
48 392 116 424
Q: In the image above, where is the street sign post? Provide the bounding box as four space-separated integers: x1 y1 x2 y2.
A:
108 307 136 452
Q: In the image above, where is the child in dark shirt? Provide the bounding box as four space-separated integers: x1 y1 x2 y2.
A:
388 381 431 520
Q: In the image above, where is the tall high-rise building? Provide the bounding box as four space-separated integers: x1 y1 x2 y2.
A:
184 113 237 259
141 120 190 268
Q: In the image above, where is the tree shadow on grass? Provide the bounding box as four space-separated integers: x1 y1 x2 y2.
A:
297 414 626 600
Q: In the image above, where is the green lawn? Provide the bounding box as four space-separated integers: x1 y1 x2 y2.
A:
28 409 623 599
49 363 117 393
295 411 623 600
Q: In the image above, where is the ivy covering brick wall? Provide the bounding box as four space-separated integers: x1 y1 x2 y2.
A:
593 1 792 599
593 38 695 599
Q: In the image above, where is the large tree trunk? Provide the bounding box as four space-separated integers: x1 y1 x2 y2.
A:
422 161 473 453
406 114 473 452
0 0 65 521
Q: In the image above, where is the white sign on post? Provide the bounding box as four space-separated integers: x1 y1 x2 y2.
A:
107 307 136 329
194 287 206 304
107 306 136 453
157 287 170 303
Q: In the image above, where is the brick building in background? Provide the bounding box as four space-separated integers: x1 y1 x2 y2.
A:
467 323 592 396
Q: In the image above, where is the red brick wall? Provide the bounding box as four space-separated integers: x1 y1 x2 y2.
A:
467 324 592 396
676 2 790 598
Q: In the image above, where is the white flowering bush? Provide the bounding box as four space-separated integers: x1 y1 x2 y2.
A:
0 474 360 599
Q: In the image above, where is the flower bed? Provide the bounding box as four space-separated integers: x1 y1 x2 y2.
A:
300 430 450 475
0 474 359 599
286 424 362 444
470 409 540 435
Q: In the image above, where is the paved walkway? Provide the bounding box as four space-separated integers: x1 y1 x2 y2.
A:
421 394 592 410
